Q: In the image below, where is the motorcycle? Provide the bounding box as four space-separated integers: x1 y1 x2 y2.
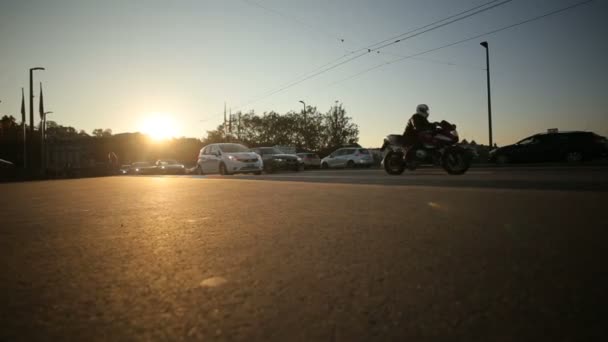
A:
380 120 471 175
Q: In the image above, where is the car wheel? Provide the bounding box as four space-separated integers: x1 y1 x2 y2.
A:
496 155 509 165
346 160 355 169
321 162 329 169
566 151 583 163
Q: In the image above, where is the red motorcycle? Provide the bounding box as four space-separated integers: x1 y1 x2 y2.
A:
381 120 471 175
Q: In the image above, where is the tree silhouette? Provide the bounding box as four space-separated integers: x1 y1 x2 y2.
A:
92 129 104 137
200 105 359 154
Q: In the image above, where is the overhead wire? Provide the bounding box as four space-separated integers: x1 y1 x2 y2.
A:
227 0 513 113
327 0 595 87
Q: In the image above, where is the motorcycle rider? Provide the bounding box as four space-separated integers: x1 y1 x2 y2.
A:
403 104 438 153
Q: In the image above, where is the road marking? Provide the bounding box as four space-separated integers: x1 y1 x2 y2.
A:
200 276 228 288
428 202 441 208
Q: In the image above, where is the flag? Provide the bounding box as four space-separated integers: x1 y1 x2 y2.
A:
39 82 44 120
21 88 26 125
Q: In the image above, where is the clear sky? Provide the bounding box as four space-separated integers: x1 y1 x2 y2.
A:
1 0 607 147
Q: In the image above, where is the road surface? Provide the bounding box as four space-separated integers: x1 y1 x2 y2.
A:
1 167 606 341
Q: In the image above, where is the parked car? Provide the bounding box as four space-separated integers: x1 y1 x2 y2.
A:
155 159 185 174
297 153 321 169
196 143 263 175
119 164 131 175
251 147 303 173
129 161 156 175
320 148 374 169
489 131 608 164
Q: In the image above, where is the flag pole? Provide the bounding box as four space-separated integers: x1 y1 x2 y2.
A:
21 88 27 169
39 82 45 175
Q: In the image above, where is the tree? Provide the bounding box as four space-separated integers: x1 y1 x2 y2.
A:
102 129 112 137
0 115 18 138
324 103 359 149
1 115 17 129
200 104 359 154
92 128 104 137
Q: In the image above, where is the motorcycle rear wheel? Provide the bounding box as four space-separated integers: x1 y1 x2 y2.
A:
384 151 405 175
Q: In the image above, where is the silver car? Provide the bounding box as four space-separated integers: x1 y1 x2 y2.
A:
296 153 321 169
320 148 374 169
196 143 263 175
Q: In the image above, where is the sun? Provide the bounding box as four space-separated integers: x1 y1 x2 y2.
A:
140 114 178 140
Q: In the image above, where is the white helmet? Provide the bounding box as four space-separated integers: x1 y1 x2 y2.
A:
416 104 430 118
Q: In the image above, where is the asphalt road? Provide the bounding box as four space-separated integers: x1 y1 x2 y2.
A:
1 166 607 341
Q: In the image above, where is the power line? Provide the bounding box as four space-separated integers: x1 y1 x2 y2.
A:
228 0 513 111
364 0 508 51
205 0 513 123
240 0 349 45
327 0 595 87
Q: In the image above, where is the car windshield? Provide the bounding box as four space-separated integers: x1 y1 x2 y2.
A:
259 147 283 155
517 137 536 145
219 144 249 153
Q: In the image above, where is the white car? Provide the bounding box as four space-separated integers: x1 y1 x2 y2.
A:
196 143 263 175
320 147 374 169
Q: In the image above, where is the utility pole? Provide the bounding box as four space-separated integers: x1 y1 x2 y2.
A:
223 102 227 133
480 41 493 147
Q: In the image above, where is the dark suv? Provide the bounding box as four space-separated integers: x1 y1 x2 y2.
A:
489 131 608 164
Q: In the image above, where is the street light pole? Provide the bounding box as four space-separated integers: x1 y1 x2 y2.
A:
480 42 492 147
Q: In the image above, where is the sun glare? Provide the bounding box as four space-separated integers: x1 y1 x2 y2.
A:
140 114 178 141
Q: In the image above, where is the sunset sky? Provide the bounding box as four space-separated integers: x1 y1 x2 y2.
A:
1 0 607 147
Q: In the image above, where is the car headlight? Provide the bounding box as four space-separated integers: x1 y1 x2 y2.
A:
227 155 237 161
180 165 185 168
297 157 302 162
160 166 165 169
274 158 284 162
135 168 140 172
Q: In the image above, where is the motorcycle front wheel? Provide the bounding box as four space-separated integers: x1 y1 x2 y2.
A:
383 150 405 175
442 148 470 175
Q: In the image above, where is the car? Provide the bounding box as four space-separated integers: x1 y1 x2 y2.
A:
296 153 321 169
155 159 186 174
489 131 608 164
251 147 303 173
320 148 374 169
0 158 15 168
129 161 156 175
196 143 263 175
118 164 131 175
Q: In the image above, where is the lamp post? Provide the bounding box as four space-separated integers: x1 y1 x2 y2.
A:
480 42 492 147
